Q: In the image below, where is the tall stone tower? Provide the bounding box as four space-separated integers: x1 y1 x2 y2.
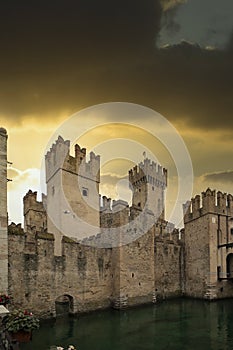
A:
45 136 100 255
183 188 233 299
0 127 8 293
129 158 167 220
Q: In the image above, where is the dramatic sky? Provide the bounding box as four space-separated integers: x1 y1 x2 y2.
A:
0 0 232 224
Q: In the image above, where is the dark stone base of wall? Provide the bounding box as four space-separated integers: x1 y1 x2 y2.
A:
75 299 112 314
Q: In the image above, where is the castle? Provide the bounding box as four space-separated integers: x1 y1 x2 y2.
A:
1 128 233 318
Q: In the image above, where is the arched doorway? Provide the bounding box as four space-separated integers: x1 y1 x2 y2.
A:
55 294 74 316
226 254 233 278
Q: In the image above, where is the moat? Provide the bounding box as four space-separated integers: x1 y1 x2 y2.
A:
21 299 233 350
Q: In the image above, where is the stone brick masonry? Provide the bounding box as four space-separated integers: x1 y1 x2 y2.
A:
1 131 233 318
0 128 8 295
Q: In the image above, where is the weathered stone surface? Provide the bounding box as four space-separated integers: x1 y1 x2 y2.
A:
3 132 233 319
184 189 233 299
8 226 183 317
0 128 8 294
6 138 182 317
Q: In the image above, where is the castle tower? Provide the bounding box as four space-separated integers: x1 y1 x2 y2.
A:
24 190 47 233
183 188 233 300
129 158 167 221
0 127 8 293
45 136 100 255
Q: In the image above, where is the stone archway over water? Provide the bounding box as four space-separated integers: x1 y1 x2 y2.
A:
55 294 74 316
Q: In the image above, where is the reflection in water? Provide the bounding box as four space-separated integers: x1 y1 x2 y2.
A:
21 299 233 350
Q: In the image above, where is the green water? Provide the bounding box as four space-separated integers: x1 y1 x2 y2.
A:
21 298 233 350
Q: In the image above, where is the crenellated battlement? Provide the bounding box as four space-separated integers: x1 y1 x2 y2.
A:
100 195 129 213
154 219 178 239
157 227 181 244
202 188 216 213
183 188 233 223
8 222 24 235
75 144 86 165
112 199 129 213
100 195 112 212
23 190 47 233
45 136 100 183
45 135 70 160
129 158 167 188
23 190 45 215
227 193 233 210
129 158 167 220
100 195 129 228
45 136 70 181
77 149 100 183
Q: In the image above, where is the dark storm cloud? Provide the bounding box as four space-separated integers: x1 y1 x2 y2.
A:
226 29 233 53
156 41 233 128
0 0 162 118
0 0 162 64
161 10 181 35
0 1 232 132
203 171 233 185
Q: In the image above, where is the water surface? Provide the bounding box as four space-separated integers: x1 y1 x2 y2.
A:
21 299 233 350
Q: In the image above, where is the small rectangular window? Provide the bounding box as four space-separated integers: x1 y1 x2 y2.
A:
82 188 88 197
231 228 233 235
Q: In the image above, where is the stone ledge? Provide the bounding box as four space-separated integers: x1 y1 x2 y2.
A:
36 232 54 241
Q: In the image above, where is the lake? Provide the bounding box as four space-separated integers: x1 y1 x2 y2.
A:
21 298 233 350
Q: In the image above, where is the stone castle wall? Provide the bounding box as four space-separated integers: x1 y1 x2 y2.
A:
184 189 233 299
4 130 233 319
8 229 113 318
8 222 183 317
0 128 8 294
9 184 233 318
154 233 183 299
